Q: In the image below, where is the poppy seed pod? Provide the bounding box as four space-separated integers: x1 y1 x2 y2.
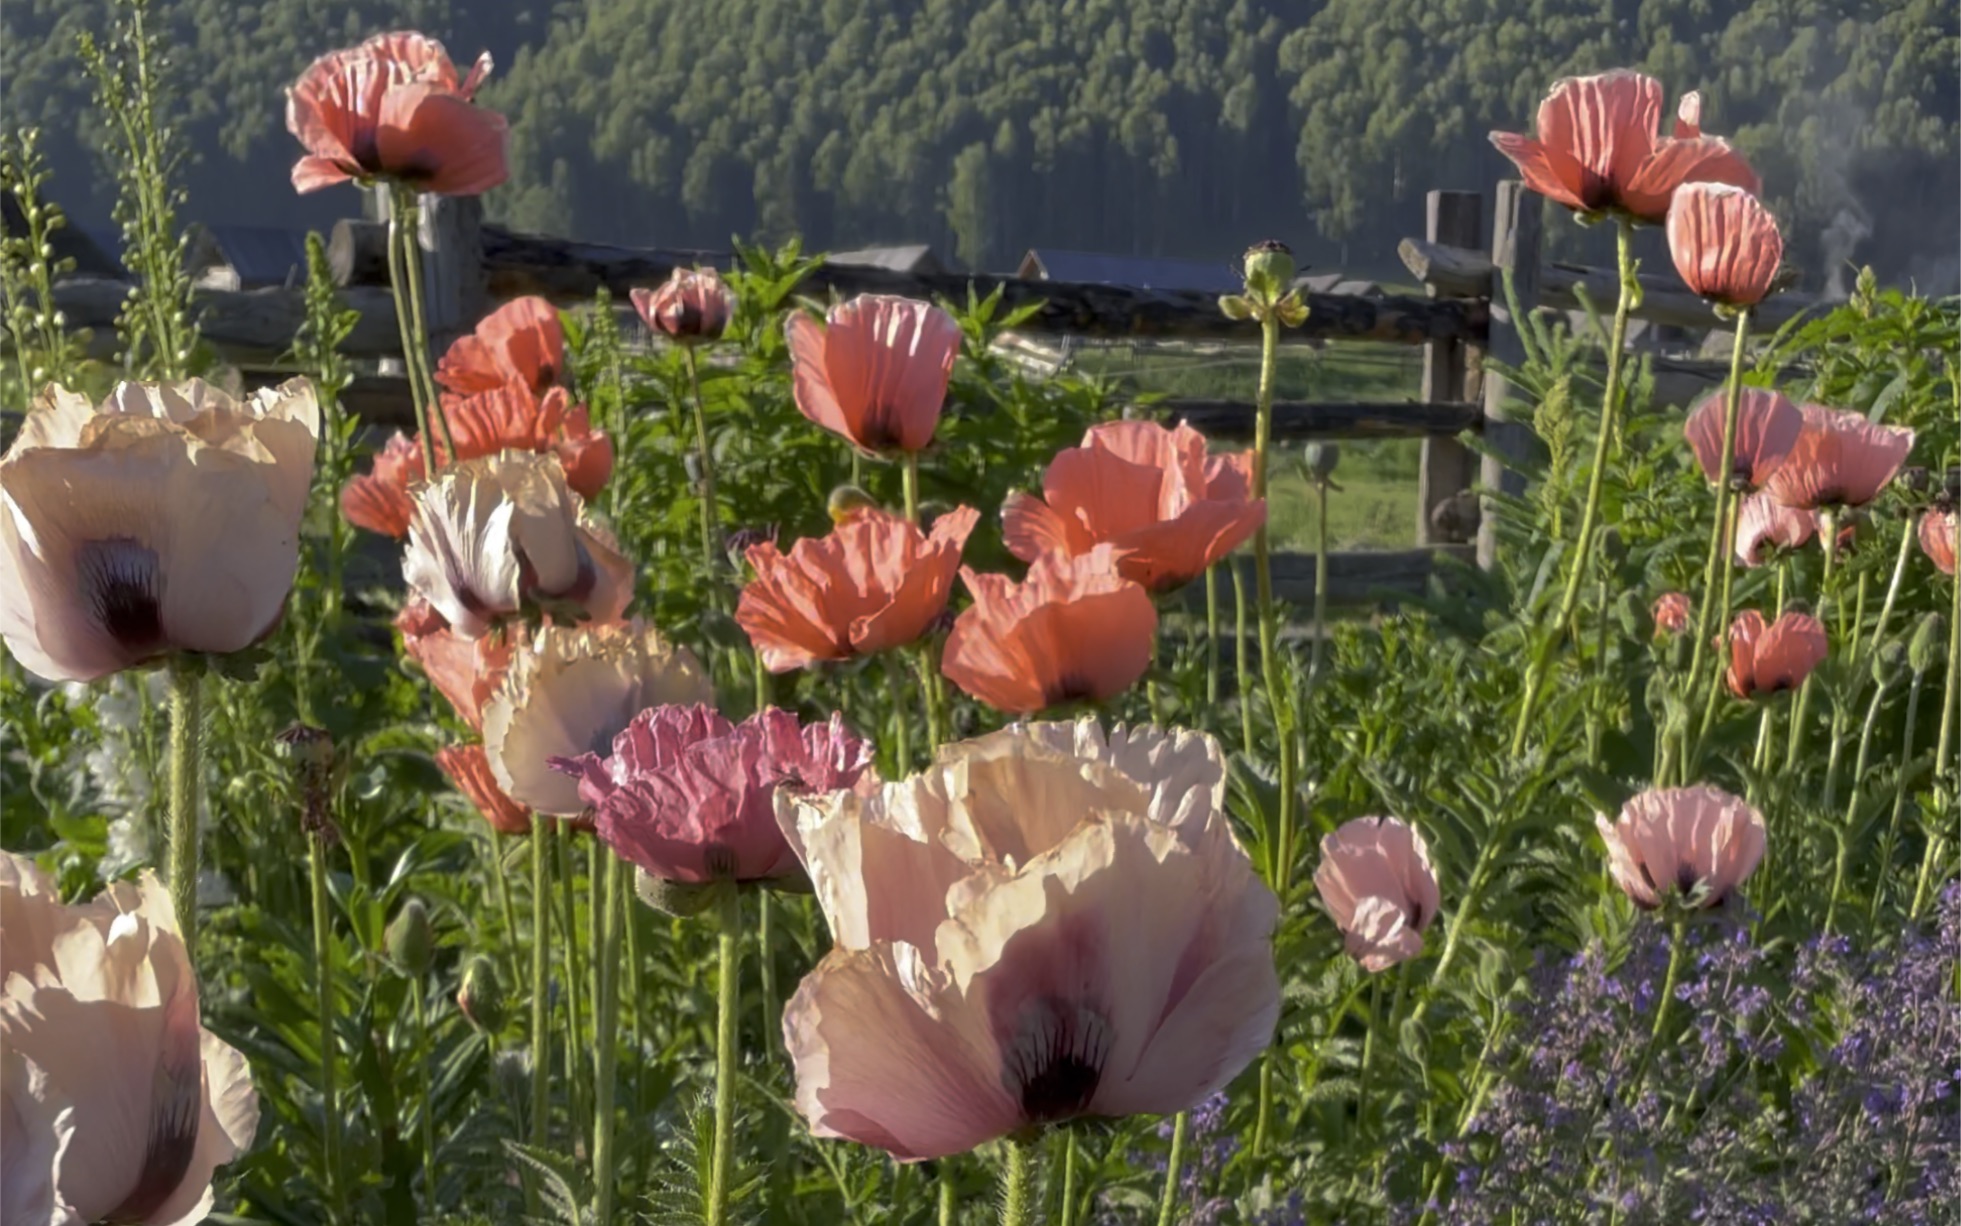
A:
1303 441 1340 482
1242 240 1296 299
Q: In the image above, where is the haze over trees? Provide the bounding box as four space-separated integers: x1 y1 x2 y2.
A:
4 0 1955 289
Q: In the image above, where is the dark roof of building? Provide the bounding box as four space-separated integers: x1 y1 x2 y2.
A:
827 243 945 274
194 224 314 288
1015 249 1245 295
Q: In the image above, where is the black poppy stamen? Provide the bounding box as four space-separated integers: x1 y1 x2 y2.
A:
1004 998 1111 1124
77 537 165 653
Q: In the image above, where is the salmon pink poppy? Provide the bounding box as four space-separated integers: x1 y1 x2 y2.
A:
1734 491 1819 566
737 505 979 672
550 705 874 885
435 743 532 835
786 295 961 454
1921 508 1958 576
1003 420 1265 592
435 297 566 397
397 598 514 731
1666 183 1784 307
777 721 1278 1160
1312 817 1441 973
1683 387 1803 489
341 430 423 536
1762 406 1916 510
632 268 737 345
1652 591 1692 636
1489 70 1758 224
1725 609 1827 699
1596 784 1765 909
440 383 613 500
940 547 1158 714
287 31 508 196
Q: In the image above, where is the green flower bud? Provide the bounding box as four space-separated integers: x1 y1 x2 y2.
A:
1242 240 1296 300
385 898 435 977
1909 613 1943 676
1303 441 1340 482
457 955 506 1034
1872 641 1906 687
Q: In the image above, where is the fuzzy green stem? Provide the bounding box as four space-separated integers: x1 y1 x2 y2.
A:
166 658 203 953
1232 563 1254 756
757 890 777 1062
308 834 347 1222
707 886 743 1226
1156 1112 1189 1226
1867 667 1926 932
1410 839 1499 1029
385 198 439 477
1059 1131 1079 1226
410 971 436 1201
903 452 922 524
1252 1052 1274 1159
683 345 720 574
1913 549 1961 918
1205 567 1221 706
1310 477 1331 685
553 826 589 1140
1785 509 1840 771
1251 310 1301 892
1683 310 1753 751
917 642 947 751
591 852 624 1223
1509 219 1639 758
887 658 913 773
1825 671 1893 934
396 192 454 461
938 1162 956 1226
998 1132 1039 1226
1629 917 1688 1096
1357 974 1385 1141
527 820 550 1204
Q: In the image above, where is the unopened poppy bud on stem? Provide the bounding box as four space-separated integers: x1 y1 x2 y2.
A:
1909 613 1943 676
457 954 506 1033
827 484 879 524
386 898 436 976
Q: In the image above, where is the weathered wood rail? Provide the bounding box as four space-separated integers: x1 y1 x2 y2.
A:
34 180 1831 609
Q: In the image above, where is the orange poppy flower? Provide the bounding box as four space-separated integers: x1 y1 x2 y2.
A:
397 598 514 731
1922 508 1958 576
737 505 980 672
435 743 531 835
632 268 737 345
940 547 1158 714
435 297 566 397
1002 420 1266 593
1725 610 1827 699
340 429 423 537
1762 406 1916 511
1489 70 1758 223
786 295 961 454
287 31 508 197
1666 183 1784 308
441 383 613 500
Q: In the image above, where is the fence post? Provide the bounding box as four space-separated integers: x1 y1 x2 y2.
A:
1416 189 1483 546
1476 179 1543 570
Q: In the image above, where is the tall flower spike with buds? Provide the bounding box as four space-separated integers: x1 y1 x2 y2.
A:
1489 70 1758 224
0 852 260 1225
0 378 319 682
287 31 508 196
1596 785 1766 909
777 721 1279 1160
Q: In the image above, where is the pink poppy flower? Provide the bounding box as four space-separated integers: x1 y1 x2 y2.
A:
1725 610 1827 699
941 547 1158 715
341 430 423 536
1489 70 1758 223
440 383 614 501
737 504 978 671
1652 592 1692 636
786 295 961 454
1666 183 1784 307
1003 420 1266 592
287 31 508 196
1596 784 1765 909
1733 491 1820 566
1921 509 1957 576
396 598 514 731
1682 387 1803 489
435 297 565 397
632 268 737 345
1762 406 1916 510
1312 817 1442 972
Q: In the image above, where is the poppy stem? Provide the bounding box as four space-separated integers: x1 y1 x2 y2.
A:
1232 562 1255 757
307 827 348 1223
553 824 590 1140
1155 1110 1189 1226
527 818 550 1209
397 192 456 463
1204 567 1221 707
1628 915 1688 1100
683 345 721 575
1509 218 1639 759
707 885 743 1226
410 968 436 1203
887 657 913 772
917 643 947 750
1309 475 1331 686
902 451 922 524
1913 540 1961 918
756 889 777 1064
384 192 440 479
165 655 203 955
1826 671 1894 934
997 1131 1040 1226
938 1161 956 1225
1058 1130 1079 1226
1784 509 1839 772
1251 307 1301 892
591 850 624 1223
1682 309 1753 775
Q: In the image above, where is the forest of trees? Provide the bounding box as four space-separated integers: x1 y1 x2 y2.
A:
3 0 1956 291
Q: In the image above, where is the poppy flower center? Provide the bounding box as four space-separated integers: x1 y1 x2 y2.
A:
77 537 165 653
860 407 904 452
1003 998 1111 1124
106 995 203 1221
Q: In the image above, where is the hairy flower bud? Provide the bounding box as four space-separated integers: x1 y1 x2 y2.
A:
1909 613 1943 677
386 898 435 977
457 955 506 1033
1872 641 1907 687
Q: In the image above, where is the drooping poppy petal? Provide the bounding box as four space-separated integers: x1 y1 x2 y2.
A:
1667 183 1784 308
1312 817 1442 972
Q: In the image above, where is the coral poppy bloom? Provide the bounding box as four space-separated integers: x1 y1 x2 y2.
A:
435 297 565 397
1596 785 1765 909
1734 491 1819 566
941 547 1158 715
632 268 737 345
441 383 613 499
1652 591 1692 636
341 429 423 535
1683 386 1803 489
1921 508 1958 576
0 379 319 683
1489 70 1758 223
435 743 531 834
736 505 979 672
397 598 514 730
401 451 632 638
482 620 713 815
1312 817 1442 973
0 853 258 1225
287 31 508 196
1725 610 1828 699
1762 406 1916 510
551 705 874 885
1666 183 1784 308
777 721 1278 1160
786 294 961 454
1003 420 1266 592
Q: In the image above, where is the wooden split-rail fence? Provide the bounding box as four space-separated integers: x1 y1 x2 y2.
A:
45 182 1821 607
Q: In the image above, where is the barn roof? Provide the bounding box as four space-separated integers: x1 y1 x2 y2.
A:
192 224 313 288
1015 248 1245 294
827 243 945 274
